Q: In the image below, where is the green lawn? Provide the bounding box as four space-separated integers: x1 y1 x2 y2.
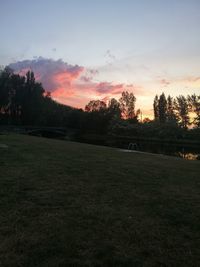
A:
0 134 200 267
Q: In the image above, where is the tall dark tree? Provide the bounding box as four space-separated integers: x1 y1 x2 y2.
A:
174 95 190 128
153 95 159 121
188 94 200 127
158 93 167 123
20 71 45 125
9 73 25 123
166 95 177 123
0 67 13 119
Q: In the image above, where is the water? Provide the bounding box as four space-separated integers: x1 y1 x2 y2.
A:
126 142 200 160
75 135 200 160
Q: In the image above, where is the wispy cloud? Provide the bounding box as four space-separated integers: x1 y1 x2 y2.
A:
160 79 171 87
80 69 99 83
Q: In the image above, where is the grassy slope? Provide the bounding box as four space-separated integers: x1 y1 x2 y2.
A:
0 134 200 267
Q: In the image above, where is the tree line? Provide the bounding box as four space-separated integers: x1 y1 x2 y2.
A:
0 68 140 128
0 67 200 142
153 93 200 128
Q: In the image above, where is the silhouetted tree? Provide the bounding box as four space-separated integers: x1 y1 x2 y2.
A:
0 67 12 121
85 100 107 112
9 73 25 123
174 95 190 128
107 98 121 118
153 95 159 121
166 95 177 123
188 94 200 127
119 91 138 120
158 93 167 123
20 71 45 125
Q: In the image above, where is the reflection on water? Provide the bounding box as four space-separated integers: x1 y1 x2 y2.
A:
178 152 200 160
125 142 200 161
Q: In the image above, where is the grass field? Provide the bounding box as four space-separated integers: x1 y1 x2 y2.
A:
0 134 200 266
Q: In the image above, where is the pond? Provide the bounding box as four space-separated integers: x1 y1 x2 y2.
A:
76 135 200 160
123 141 200 160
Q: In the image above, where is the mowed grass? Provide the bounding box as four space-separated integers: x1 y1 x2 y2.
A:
0 134 200 267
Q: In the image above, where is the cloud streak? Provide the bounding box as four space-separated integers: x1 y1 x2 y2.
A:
160 79 171 87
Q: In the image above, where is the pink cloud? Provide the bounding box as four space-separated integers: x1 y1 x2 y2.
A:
9 57 84 93
8 57 147 108
95 82 124 95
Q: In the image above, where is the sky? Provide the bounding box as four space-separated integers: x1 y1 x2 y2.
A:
0 0 200 118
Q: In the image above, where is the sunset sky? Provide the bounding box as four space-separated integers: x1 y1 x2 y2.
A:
1 0 200 118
